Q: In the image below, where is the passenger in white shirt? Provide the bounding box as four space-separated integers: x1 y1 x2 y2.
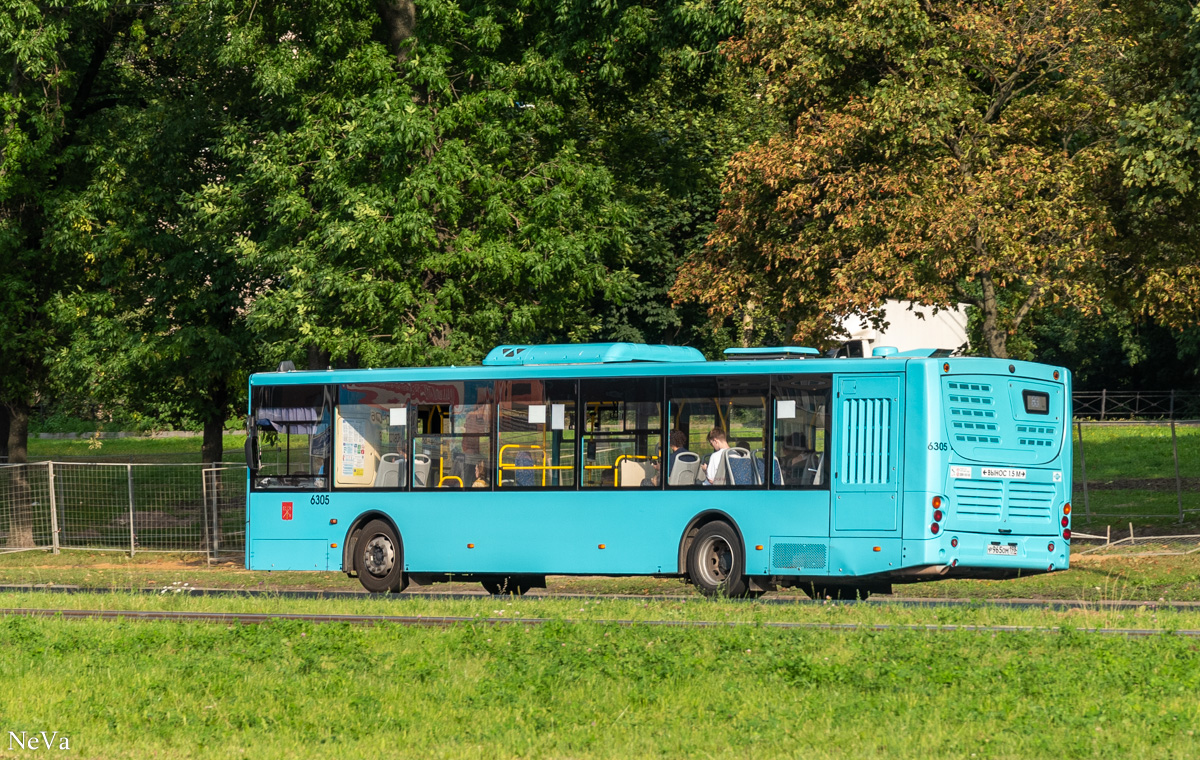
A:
699 427 730 486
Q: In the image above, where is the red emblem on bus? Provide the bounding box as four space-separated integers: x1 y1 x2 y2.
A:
282 502 293 520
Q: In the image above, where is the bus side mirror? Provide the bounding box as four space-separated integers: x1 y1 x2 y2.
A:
245 435 259 470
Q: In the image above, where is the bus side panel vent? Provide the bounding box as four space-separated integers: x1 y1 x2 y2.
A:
841 397 893 485
772 543 827 570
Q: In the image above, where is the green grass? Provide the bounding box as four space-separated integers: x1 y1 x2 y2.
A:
1 600 1198 758
1073 424 1199 482
2 550 1200 602
27 434 247 460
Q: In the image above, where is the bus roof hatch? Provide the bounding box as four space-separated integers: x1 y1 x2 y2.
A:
483 343 706 366
723 347 819 360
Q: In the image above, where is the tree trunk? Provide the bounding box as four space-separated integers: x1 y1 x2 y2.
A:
978 273 1009 359
201 411 225 464
5 401 34 548
740 299 757 348
6 401 29 464
0 404 9 461
375 0 415 62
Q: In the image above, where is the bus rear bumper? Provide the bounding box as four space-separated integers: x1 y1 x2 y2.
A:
897 533 1070 579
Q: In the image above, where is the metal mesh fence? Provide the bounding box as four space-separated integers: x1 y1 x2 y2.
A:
0 462 246 556
1073 420 1198 525
0 464 54 551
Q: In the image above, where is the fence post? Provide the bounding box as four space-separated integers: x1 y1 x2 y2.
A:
201 468 211 564
47 462 59 555
1076 420 1090 520
210 469 221 559
1171 391 1183 524
127 464 136 556
1100 389 1107 421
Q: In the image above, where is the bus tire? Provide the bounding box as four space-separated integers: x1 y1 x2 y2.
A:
355 519 407 594
687 521 749 598
482 576 536 596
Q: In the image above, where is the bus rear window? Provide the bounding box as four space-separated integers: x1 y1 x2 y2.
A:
1023 390 1050 415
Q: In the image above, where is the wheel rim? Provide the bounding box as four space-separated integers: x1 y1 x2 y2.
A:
363 534 395 578
696 535 733 587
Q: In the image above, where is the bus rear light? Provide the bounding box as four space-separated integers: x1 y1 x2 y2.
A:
930 523 940 535
943 362 950 373
932 496 942 509
951 559 958 567
1049 564 1054 571
1063 504 1071 515
1061 517 1069 527
1063 529 1071 540
1053 370 1060 380
1048 542 1055 552
950 538 958 548
933 509 943 522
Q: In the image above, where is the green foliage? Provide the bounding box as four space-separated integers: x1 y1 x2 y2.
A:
185 0 751 368
675 0 1190 359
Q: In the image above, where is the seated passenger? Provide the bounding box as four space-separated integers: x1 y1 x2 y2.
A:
472 460 489 488
700 427 730 486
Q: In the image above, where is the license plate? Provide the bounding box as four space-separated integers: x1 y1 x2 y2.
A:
987 544 1018 556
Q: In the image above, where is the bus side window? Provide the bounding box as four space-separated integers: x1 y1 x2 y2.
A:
411 383 494 489
497 380 577 489
667 376 769 488
336 383 410 490
772 375 831 489
580 378 662 488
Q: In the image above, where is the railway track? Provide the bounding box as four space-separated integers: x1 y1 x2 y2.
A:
1 605 1197 637
1 583 1197 610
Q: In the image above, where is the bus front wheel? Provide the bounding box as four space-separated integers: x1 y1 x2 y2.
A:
687 521 749 598
355 519 408 594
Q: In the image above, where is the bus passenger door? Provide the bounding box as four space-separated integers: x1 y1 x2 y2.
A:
832 375 903 533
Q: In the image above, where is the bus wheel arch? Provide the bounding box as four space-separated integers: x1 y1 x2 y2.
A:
344 512 407 593
677 511 749 593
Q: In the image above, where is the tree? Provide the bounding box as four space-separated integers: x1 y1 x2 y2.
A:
1108 0 1200 330
673 0 1134 358
186 0 747 369
49 1 262 463
1 0 140 469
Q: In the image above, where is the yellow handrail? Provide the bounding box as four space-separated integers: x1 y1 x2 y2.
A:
498 444 550 487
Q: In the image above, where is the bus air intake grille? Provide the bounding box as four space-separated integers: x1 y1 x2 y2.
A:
951 408 996 419
840 397 893 485
953 421 998 432
1007 483 1056 520
956 434 1001 444
952 479 1003 517
948 382 993 392
772 544 826 570
948 394 993 406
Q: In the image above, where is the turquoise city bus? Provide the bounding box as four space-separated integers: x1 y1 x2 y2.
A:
244 343 1073 598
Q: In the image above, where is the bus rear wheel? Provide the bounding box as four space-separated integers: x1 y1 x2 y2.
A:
355 519 408 594
482 576 537 596
687 521 749 598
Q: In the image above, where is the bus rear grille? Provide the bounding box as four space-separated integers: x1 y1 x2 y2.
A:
952 480 1003 517
772 543 826 570
1007 483 1056 520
